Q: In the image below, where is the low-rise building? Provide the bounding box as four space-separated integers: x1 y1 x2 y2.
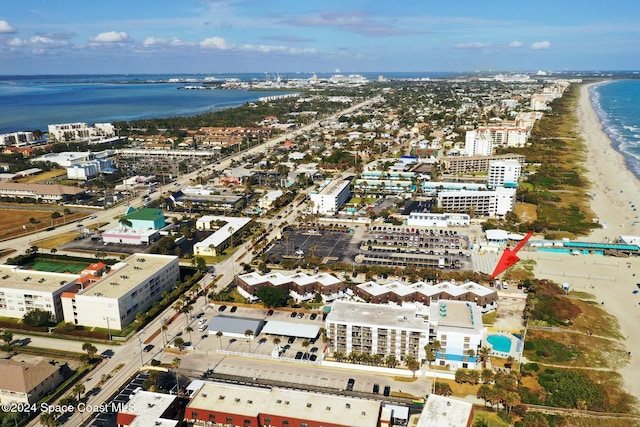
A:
442 154 525 175
185 381 382 427
193 216 252 257
437 187 516 217
0 183 85 203
236 271 345 303
61 254 179 330
0 266 79 322
406 212 470 227
116 391 181 426
355 280 497 312
415 395 474 427
0 359 65 404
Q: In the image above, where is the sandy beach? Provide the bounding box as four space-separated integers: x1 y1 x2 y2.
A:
520 81 640 401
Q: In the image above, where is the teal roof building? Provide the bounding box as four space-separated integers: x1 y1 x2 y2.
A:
123 207 165 230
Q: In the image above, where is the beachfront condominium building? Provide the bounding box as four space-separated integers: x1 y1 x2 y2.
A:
442 154 525 175
326 300 430 362
437 187 516 217
309 179 351 215
474 126 530 148
406 212 471 227
0 266 79 322
61 254 179 330
326 300 484 369
487 160 521 188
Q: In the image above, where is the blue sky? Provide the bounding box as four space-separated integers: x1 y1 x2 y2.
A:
1 0 639 74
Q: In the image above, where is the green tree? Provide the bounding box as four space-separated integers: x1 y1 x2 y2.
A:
301 339 310 359
172 357 181 392
216 331 224 349
39 412 59 427
405 356 420 378
194 256 207 272
185 326 193 344
23 308 54 326
256 286 288 307
1 330 13 346
244 329 254 352
434 381 452 396
72 383 85 401
82 342 98 359
174 337 185 350
477 346 491 369
118 216 133 229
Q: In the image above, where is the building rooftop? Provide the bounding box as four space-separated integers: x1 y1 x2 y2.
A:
207 315 265 337
194 216 252 249
317 179 350 196
357 280 495 298
429 300 483 331
0 265 78 292
238 271 342 288
124 208 164 222
0 359 59 393
116 391 178 427
188 381 381 426
327 300 429 330
80 254 177 299
416 395 473 427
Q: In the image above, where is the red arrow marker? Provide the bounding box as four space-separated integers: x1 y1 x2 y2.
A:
490 231 533 279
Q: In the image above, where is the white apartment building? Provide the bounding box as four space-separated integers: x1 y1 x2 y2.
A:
326 300 430 362
475 126 530 148
47 122 115 142
0 266 79 322
326 300 485 368
430 301 484 370
0 131 35 147
464 130 494 156
487 160 521 188
309 179 351 215
406 212 470 227
437 187 516 217
61 254 179 330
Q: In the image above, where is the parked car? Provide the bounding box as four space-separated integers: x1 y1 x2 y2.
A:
288 336 296 344
297 313 304 319
346 378 355 391
218 305 227 312
383 385 391 396
267 309 274 316
373 384 380 394
295 351 303 360
309 354 317 362
310 313 317 320
290 312 298 318
143 344 154 352
230 306 238 313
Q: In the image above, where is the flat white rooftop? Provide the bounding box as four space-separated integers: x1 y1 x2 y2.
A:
80 254 177 299
0 266 78 292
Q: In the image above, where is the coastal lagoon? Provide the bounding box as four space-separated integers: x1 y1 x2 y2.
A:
0 74 289 133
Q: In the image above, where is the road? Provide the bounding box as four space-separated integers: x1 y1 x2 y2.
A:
15 98 377 426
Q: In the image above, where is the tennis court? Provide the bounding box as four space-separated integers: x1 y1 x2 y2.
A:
28 260 89 274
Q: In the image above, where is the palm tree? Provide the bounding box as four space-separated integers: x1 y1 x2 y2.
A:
405 355 420 378
505 355 515 370
185 326 193 344
244 329 253 352
118 216 133 229
478 346 491 369
216 331 224 349
82 342 98 360
385 355 398 368
273 337 281 348
39 412 59 427
301 339 310 359
50 248 57 258
72 383 85 402
172 357 181 393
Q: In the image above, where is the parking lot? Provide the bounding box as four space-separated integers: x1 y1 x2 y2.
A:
88 372 148 427
264 226 361 264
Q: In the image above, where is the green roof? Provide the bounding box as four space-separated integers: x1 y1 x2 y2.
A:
124 208 163 221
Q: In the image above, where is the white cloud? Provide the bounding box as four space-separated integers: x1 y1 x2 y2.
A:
30 36 56 45
143 37 193 47
91 31 130 43
508 41 523 48
7 37 26 47
531 41 551 50
453 42 493 49
200 36 234 50
0 20 16 34
240 44 316 55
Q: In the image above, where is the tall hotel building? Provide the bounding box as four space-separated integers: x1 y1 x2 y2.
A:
487 160 521 188
309 179 351 215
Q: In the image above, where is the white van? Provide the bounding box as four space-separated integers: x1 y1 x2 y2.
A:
198 323 208 332
502 282 508 290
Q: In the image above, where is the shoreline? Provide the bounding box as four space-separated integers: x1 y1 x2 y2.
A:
522 82 640 402
577 81 640 243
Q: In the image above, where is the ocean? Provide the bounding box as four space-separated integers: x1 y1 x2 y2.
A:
591 80 640 178
0 72 462 134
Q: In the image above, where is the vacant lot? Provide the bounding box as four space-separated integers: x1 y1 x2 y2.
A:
0 207 86 240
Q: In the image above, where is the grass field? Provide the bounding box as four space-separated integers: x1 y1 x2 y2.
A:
0 207 86 240
32 232 82 250
28 259 89 274
15 169 67 184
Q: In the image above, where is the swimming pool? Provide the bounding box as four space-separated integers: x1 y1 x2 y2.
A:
487 334 512 353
